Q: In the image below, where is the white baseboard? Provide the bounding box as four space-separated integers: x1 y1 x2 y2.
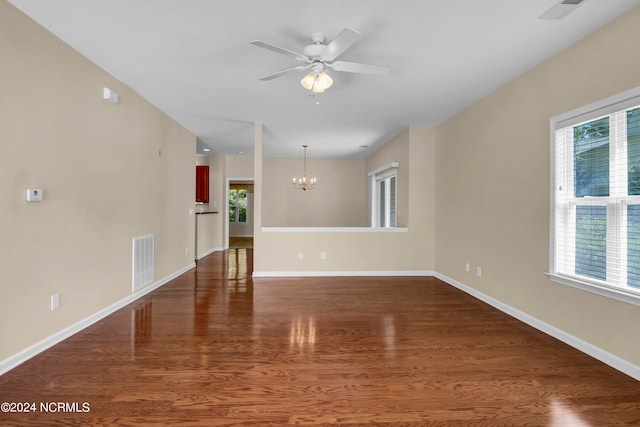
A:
253 270 434 278
434 272 640 381
196 247 223 260
0 262 195 376
4 266 638 382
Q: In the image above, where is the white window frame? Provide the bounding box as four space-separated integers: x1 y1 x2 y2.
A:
549 87 640 306
369 162 398 228
228 188 248 224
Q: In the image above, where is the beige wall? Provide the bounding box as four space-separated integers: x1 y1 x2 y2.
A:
195 155 216 259
0 1 196 361
262 157 368 227
366 128 410 227
195 155 224 256
226 155 254 178
435 6 640 365
254 126 436 274
195 155 256 253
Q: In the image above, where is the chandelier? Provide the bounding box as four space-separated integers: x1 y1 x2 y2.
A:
292 145 317 191
300 63 334 93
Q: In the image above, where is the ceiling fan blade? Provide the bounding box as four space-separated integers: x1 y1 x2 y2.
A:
321 28 361 62
250 40 308 62
258 65 310 81
329 61 390 76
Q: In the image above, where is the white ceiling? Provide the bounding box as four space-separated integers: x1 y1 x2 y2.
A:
8 0 640 157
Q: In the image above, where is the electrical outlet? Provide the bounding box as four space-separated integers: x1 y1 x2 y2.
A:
465 263 470 272
186 247 189 255
51 294 60 311
476 267 482 277
298 252 304 260
321 251 327 260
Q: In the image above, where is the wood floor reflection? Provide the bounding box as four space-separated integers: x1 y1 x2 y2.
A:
1 248 640 426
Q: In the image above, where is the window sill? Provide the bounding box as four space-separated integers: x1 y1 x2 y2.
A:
546 272 640 307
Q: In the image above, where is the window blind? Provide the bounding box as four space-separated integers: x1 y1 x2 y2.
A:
389 177 396 227
552 92 640 295
369 163 398 228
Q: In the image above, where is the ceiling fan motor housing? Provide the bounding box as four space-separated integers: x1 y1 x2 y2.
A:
310 62 325 74
302 43 327 60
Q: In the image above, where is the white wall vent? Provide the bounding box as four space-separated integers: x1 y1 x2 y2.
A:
132 235 154 292
539 0 586 20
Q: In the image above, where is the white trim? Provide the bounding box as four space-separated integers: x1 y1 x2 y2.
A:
549 119 557 275
0 262 195 376
367 161 399 177
261 227 409 233
369 163 399 228
435 272 640 381
253 270 434 278
552 86 640 129
195 246 224 260
373 172 397 228
546 272 640 307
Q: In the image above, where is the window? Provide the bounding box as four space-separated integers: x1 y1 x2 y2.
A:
228 188 247 223
369 162 398 228
550 88 640 304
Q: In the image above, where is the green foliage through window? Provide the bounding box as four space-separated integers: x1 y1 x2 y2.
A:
627 108 640 195
228 189 247 223
575 205 606 281
574 117 609 198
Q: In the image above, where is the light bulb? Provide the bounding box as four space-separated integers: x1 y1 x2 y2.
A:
300 72 316 90
316 71 333 90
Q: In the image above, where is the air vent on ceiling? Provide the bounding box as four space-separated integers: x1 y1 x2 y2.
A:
539 0 586 20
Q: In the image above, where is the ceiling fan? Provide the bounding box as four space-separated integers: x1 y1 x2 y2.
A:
250 28 390 93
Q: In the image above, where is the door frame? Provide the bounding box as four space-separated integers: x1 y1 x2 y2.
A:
225 177 254 249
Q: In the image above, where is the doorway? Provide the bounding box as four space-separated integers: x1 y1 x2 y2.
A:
226 178 254 249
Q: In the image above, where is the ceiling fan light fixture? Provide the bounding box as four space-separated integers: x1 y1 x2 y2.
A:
317 71 333 89
301 70 333 93
311 80 325 93
300 72 316 90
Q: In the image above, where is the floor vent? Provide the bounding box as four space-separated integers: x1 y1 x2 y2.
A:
132 235 154 292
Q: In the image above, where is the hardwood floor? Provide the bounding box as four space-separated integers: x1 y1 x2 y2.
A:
229 237 253 248
1 248 640 426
